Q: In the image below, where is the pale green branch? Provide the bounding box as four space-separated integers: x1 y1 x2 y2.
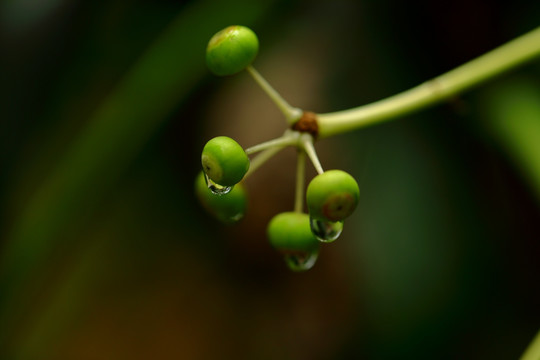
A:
301 134 324 174
294 150 306 213
317 26 540 138
245 130 299 155
246 65 303 123
244 145 285 179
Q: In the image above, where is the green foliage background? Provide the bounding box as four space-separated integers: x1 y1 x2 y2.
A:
1 0 539 359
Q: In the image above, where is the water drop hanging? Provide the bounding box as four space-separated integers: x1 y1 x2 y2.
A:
310 217 343 243
204 172 232 195
283 249 318 271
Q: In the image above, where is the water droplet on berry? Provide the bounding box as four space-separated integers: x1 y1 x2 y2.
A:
309 217 343 243
204 172 232 195
283 249 318 271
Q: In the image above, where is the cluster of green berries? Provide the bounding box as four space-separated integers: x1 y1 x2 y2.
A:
196 25 360 271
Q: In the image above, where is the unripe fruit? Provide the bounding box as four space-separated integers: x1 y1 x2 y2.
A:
267 212 319 254
194 172 247 224
201 136 249 187
306 170 360 222
206 25 259 76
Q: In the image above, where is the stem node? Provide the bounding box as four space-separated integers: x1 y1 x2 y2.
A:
292 111 319 138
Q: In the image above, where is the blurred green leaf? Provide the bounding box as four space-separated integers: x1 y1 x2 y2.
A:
1 0 278 356
480 77 540 202
3 0 276 275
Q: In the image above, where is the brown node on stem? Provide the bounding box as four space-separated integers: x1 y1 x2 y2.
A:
292 111 319 138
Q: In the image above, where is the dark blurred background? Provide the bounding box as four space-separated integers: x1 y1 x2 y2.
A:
1 0 540 359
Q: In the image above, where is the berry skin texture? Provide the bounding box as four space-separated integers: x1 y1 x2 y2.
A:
194 172 247 224
202 136 250 187
267 212 320 254
206 25 259 76
306 170 360 222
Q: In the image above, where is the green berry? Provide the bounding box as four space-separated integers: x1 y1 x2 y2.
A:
194 172 247 224
306 170 360 222
201 136 249 187
206 25 259 76
267 212 320 254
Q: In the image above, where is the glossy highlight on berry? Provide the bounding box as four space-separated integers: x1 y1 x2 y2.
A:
306 170 360 222
201 136 250 187
206 25 259 76
267 212 319 253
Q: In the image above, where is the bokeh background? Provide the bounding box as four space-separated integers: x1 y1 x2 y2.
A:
1 0 540 359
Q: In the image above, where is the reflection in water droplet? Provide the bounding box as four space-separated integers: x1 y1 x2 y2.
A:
227 211 244 223
310 217 343 243
284 250 319 271
204 172 232 195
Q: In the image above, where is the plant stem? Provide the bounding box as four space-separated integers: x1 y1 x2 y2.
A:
521 330 540 360
301 134 324 174
294 150 306 213
317 26 540 138
246 65 303 123
245 130 299 155
244 145 285 179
